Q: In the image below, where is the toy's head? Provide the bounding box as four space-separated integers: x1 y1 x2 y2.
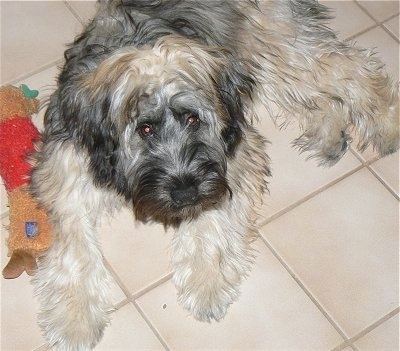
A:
0 85 39 121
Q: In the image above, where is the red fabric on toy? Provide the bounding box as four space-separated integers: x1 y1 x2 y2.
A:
0 116 40 192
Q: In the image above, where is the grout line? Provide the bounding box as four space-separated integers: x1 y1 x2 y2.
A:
331 339 358 351
331 308 400 351
348 147 370 165
366 163 400 201
103 256 173 304
259 235 350 342
352 2 400 43
4 60 63 87
343 14 399 44
63 0 86 26
259 164 365 227
131 300 171 351
102 260 171 350
32 344 50 351
132 272 173 300
332 343 359 351
113 298 130 311
355 0 399 26
380 15 400 44
103 257 134 301
345 23 379 42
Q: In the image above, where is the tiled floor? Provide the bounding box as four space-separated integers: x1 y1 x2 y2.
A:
0 1 399 350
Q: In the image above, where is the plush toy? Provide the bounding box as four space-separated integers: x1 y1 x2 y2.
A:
0 85 52 279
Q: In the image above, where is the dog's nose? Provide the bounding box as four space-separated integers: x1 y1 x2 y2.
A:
171 184 198 206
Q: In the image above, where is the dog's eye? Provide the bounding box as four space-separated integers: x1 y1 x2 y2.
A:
139 124 153 137
186 114 199 127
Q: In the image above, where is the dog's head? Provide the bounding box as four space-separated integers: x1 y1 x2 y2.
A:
56 36 255 225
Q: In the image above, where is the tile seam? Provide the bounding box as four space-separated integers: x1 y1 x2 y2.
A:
365 163 400 201
103 257 135 301
63 0 86 26
101 261 170 350
332 308 400 350
381 18 400 43
259 164 365 227
259 235 350 342
352 3 400 44
103 256 174 304
4 60 63 87
345 23 379 42
131 300 171 351
354 0 399 26
31 344 50 351
131 272 173 300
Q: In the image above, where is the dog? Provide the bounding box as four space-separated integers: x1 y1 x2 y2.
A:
29 0 399 349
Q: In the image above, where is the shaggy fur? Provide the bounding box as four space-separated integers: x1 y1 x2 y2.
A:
30 0 399 350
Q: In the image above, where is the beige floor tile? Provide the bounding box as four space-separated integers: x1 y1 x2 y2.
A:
1 1 82 84
96 303 164 350
321 1 375 39
0 273 44 351
256 116 361 220
261 168 399 337
370 150 400 196
137 240 344 350
383 15 400 39
354 312 399 350
353 26 399 80
66 0 98 25
99 208 173 295
357 1 400 22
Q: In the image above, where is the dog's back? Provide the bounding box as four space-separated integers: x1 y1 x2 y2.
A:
61 0 248 79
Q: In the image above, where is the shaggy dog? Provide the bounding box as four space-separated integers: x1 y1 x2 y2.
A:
30 0 399 349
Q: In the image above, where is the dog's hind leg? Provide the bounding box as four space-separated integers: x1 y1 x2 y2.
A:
287 45 399 165
313 47 399 158
255 41 399 166
244 0 399 165
31 142 116 351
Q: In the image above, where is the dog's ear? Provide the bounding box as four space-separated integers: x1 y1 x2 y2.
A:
218 60 255 157
52 76 125 192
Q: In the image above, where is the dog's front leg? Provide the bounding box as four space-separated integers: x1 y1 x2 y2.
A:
170 129 269 322
171 206 258 322
31 143 115 351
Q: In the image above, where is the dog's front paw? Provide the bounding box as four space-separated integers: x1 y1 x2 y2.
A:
177 283 239 322
34 261 113 351
38 298 111 351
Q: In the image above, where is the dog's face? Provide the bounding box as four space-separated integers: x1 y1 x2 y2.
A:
59 36 254 225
